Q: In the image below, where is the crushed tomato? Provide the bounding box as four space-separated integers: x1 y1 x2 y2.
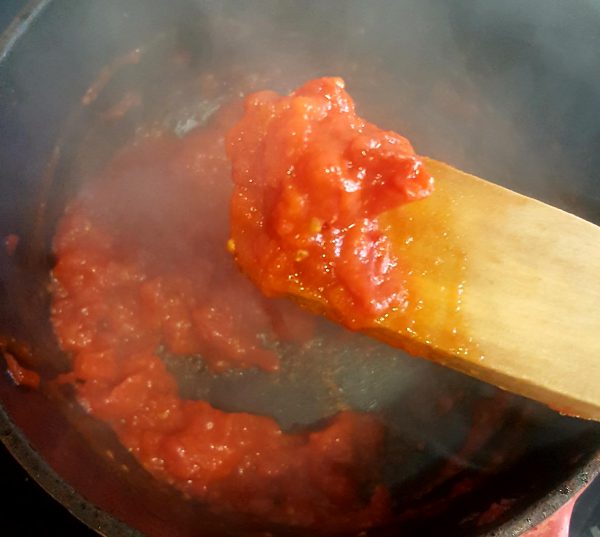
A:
3 352 40 389
227 77 434 328
51 98 390 530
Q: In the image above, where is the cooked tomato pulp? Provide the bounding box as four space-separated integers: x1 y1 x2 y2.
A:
51 99 390 529
227 77 434 328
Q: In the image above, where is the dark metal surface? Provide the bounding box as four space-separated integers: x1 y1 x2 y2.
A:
1 1 600 536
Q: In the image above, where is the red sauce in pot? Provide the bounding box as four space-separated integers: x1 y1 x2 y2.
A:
4 234 19 256
227 77 433 328
3 351 40 389
51 99 390 530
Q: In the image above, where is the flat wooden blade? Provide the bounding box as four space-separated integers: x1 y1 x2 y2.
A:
369 158 600 420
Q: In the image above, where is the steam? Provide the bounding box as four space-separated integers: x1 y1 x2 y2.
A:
5 0 599 506
6 0 600 226
183 0 600 216
35 0 600 424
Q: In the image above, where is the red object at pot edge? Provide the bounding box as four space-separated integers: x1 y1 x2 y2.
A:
523 485 587 537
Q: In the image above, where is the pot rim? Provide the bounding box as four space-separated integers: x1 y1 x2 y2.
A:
0 402 140 537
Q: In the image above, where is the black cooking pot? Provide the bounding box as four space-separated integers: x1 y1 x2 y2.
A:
1 1 599 536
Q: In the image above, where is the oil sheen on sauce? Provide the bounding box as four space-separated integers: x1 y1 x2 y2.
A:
50 99 390 530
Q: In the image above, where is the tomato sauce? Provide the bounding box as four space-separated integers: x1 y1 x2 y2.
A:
227 77 433 329
4 233 19 256
51 99 390 529
3 351 40 389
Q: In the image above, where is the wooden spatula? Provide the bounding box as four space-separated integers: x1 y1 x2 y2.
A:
293 158 600 420
361 158 600 421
